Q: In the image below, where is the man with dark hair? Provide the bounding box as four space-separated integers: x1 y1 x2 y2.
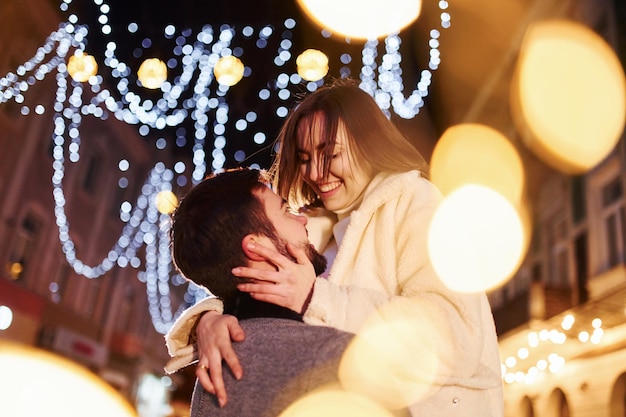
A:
166 168 355 417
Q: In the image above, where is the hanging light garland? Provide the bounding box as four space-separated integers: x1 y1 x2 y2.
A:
501 314 605 385
0 0 451 333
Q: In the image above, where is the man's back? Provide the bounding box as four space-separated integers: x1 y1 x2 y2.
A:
191 318 354 417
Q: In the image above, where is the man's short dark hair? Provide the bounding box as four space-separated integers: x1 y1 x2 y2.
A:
171 168 298 319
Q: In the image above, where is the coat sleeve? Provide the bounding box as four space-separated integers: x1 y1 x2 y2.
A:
302 177 441 332
391 180 495 385
303 178 496 385
163 296 224 373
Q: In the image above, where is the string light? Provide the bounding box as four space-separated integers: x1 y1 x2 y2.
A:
359 23 446 118
501 317 605 385
0 0 451 333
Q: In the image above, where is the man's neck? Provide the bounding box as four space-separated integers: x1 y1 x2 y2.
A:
224 292 302 322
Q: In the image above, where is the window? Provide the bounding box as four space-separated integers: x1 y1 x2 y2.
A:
574 232 589 304
92 272 115 324
570 176 586 224
520 396 534 417
530 222 542 255
110 179 128 218
116 285 135 333
81 277 101 319
82 151 102 195
601 176 625 269
5 213 40 282
547 215 570 288
603 176 623 206
608 371 626 417
531 263 542 283
607 214 619 266
548 389 570 417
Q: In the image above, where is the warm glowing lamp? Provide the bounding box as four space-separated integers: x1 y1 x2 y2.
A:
0 340 137 417
9 262 23 280
430 123 525 207
214 56 244 87
297 49 329 82
428 184 525 292
297 0 422 40
137 58 167 89
338 299 443 410
155 190 178 214
512 19 626 174
67 52 98 82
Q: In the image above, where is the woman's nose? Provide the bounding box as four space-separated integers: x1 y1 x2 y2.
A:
307 157 321 182
295 214 308 225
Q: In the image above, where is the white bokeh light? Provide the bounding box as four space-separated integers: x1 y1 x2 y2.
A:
428 184 525 292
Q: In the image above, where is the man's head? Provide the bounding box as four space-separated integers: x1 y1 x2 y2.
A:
171 168 326 318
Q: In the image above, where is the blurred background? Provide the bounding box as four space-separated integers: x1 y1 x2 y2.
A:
0 0 625 416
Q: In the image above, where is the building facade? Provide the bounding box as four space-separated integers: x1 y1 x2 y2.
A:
486 1 626 416
0 1 184 416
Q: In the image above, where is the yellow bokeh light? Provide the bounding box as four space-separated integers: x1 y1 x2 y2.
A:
137 58 167 89
338 298 445 410
512 19 626 174
428 184 525 292
214 56 244 86
155 190 178 214
279 385 395 417
296 49 329 82
297 0 422 40
0 340 137 417
9 262 23 280
430 123 525 207
67 53 98 82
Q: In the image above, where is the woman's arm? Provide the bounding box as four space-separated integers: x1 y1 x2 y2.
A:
194 311 245 408
165 296 225 359
164 296 245 407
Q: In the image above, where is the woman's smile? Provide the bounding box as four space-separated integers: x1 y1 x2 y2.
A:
317 180 342 195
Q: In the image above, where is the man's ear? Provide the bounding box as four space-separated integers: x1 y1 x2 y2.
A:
242 234 265 261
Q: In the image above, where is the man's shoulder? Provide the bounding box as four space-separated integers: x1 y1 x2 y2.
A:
240 318 353 342
235 318 353 370
190 319 354 416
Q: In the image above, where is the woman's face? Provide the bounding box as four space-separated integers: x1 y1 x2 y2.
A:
296 114 374 213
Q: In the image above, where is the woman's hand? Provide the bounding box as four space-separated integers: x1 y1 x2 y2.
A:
195 311 245 407
232 242 316 314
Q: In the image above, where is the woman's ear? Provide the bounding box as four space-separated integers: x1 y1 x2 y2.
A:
242 234 265 261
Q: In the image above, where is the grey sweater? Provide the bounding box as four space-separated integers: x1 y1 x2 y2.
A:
191 318 354 417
